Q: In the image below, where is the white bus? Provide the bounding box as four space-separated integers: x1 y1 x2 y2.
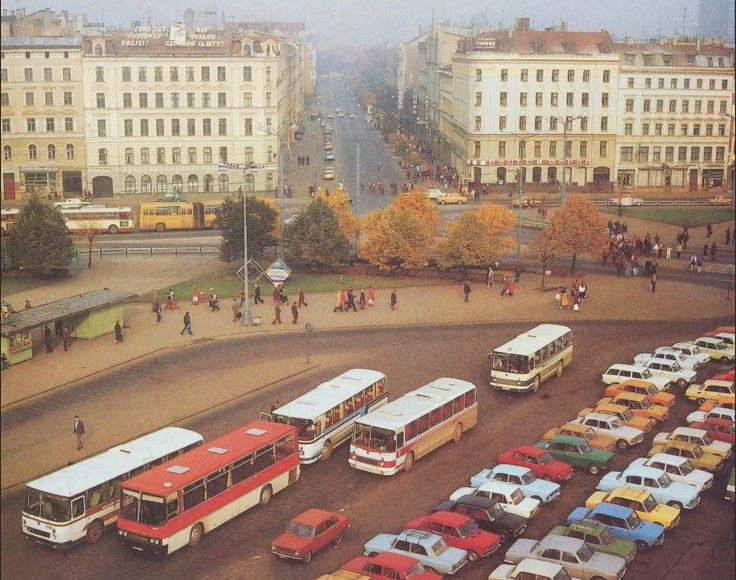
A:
22 427 204 548
349 378 478 476
60 206 134 234
490 324 573 393
266 369 388 463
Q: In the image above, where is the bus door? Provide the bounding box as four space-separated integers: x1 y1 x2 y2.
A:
193 203 205 229
140 207 155 230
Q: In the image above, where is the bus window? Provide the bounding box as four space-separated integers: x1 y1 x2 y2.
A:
441 402 453 421
396 432 404 449
345 397 355 414
365 388 374 402
254 443 275 471
206 467 229 498
354 392 364 407
453 395 465 414
166 493 179 520
376 378 387 395
563 333 572 347
71 497 84 519
464 389 476 407
183 479 206 511
430 408 442 427
231 454 255 484
416 414 429 435
275 435 296 461
405 420 417 440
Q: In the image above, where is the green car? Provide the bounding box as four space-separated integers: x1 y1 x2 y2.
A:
535 435 615 475
549 519 637 563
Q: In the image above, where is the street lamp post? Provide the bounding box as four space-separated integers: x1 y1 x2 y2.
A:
549 115 586 206
503 129 538 264
278 144 285 260
241 167 254 326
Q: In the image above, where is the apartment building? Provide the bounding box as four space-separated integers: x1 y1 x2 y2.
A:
613 37 734 193
1 36 87 200
81 30 283 197
449 24 620 191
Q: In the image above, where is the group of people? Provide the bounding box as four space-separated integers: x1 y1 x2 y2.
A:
334 286 376 312
296 155 310 166
556 280 589 311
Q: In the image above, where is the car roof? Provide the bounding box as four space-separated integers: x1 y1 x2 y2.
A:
624 465 665 478
610 486 652 501
597 403 630 413
672 426 707 437
613 392 647 402
494 464 530 476
583 412 616 423
291 509 338 526
548 435 587 445
701 416 734 427
430 511 472 527
453 494 498 509
647 453 686 466
537 534 586 551
509 445 550 457
568 519 605 534
514 559 567 576
477 480 519 494
619 379 657 388
660 439 698 450
591 502 633 517
371 551 418 569
400 529 441 544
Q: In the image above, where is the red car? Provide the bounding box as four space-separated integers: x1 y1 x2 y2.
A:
271 509 350 564
498 445 573 483
403 511 501 561
690 417 735 445
342 552 443 580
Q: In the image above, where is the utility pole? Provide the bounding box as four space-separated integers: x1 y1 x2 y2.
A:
356 142 360 217
561 120 568 207
278 144 285 260
241 167 254 326
517 140 524 264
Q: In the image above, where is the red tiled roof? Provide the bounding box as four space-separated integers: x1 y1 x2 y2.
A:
475 30 614 55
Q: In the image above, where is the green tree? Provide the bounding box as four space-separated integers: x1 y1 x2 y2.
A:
548 194 606 272
525 227 566 289
218 196 278 262
380 111 399 135
284 198 351 269
7 198 74 276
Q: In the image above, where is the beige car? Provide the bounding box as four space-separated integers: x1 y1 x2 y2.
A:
436 192 468 205
324 167 336 180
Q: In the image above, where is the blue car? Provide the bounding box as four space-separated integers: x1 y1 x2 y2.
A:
567 503 665 552
469 464 561 503
363 529 467 575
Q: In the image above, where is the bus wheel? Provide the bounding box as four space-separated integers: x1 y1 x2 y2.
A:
532 376 541 393
403 452 415 472
211 219 220 229
108 224 118 234
556 362 564 378
86 520 104 544
155 223 166 232
259 484 273 507
453 424 463 443
320 441 333 461
188 523 204 547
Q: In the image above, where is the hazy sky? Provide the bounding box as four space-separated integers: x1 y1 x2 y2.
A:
17 0 705 46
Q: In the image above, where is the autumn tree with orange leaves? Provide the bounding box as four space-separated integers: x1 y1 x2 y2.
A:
525 227 566 289
360 190 441 271
547 194 607 272
315 189 360 240
437 203 516 271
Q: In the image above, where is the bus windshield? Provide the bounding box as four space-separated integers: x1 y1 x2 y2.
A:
273 416 316 442
492 353 530 374
119 490 167 525
26 488 71 522
353 424 396 451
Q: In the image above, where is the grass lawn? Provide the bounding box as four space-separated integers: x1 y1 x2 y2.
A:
0 276 55 299
600 206 734 227
139 269 449 302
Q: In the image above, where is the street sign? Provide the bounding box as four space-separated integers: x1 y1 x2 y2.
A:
265 258 291 285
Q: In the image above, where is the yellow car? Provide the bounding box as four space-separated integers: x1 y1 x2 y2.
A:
647 440 724 472
436 192 468 205
512 197 540 208
324 167 336 180
685 380 734 406
577 403 652 433
585 486 680 529
598 392 670 425
316 572 370 580
542 423 616 451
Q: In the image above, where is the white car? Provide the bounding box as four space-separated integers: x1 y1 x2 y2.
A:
634 348 701 371
609 194 644 206
653 426 733 459
488 559 578 580
449 480 541 519
426 188 443 200
686 406 736 425
601 364 671 391
54 198 89 209
693 337 735 363
631 455 713 491
671 343 711 365
571 413 645 450
639 359 697 388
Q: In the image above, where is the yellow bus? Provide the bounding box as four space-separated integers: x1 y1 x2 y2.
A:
138 201 223 232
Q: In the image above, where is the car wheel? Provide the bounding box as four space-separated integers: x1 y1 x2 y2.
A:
457 200 463 205
403 452 415 472
649 417 658 426
617 439 629 450
321 441 333 461
635 540 650 552
496 530 509 542
334 530 344 545
696 398 707 406
453 424 463 443
532 375 541 393
677 378 687 388
155 222 166 232
467 549 479 562
188 523 204 547
108 224 118 234
211 219 220 229
556 362 564 378
425 567 438 574
668 501 683 510
440 200 446 205
587 464 601 476
301 550 312 564
591 576 607 580
259 484 273 507
721 356 730 364
86 520 104 544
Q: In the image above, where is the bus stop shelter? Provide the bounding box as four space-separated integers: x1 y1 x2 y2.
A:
1 290 136 366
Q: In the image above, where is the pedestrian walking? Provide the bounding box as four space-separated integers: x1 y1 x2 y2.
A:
62 326 70 351
291 301 299 324
180 312 193 335
270 400 280 413
151 289 157 312
390 289 398 310
558 288 570 309
44 325 53 353
239 287 246 307
25 300 32 310
726 227 732 246
487 265 495 287
463 280 471 303
359 289 366 309
507 278 515 297
254 283 264 304
298 288 308 307
232 299 240 322
334 290 344 312
192 286 199 305
272 285 280 304
689 254 697 272
514 268 522 285
305 155 310 166
706 222 713 237
155 301 162 324
711 242 718 261
114 320 124 343
703 243 709 258
501 277 511 296
572 294 582 313
368 286 375 306
272 303 282 324
73 415 85 450
650 272 658 293
632 257 640 277
347 287 357 312
666 245 672 260
651 260 658 274
676 242 683 259
697 254 703 273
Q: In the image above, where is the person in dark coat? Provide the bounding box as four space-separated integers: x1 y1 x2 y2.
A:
180 313 192 335
114 320 124 342
272 303 282 324
291 301 299 324
463 280 471 303
73 415 85 450
44 325 53 353
254 283 264 304
62 326 71 351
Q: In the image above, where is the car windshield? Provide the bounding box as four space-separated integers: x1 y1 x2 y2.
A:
138 495 167 526
625 511 642 528
431 538 449 556
621 409 635 421
691 347 701 355
25 488 71 523
520 472 536 485
715 342 727 351
671 363 682 372
538 452 554 465
641 494 658 511
459 520 479 537
610 418 623 429
691 445 704 458
286 522 315 538
701 433 714 445
578 442 593 454
576 543 594 561
641 369 653 379
492 353 530 374
405 562 428 580
509 489 525 504
488 503 505 518
554 570 574 580
639 398 652 409
657 474 673 488
599 527 615 545
679 460 694 475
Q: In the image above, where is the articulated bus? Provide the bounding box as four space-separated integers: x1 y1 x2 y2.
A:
138 201 223 232
60 206 134 234
22 427 204 548
117 420 299 556
1 208 20 234
265 369 388 463
489 324 573 394
349 378 478 476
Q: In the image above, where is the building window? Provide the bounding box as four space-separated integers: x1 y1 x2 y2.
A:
580 116 588 131
186 67 194 82
172 175 183 193
519 116 526 131
536 92 543 106
95 67 104 82
141 148 150 164
123 93 132 108
63 117 73 132
244 147 254 164
520 92 528 106
188 174 198 192
187 92 195 108
43 68 52 82
473 141 481 157
693 124 701 136
620 147 634 162
22 92 33 106
643 99 651 112
536 69 544 82
201 66 210 81
500 92 507 106
173 147 181 163
583 70 590 82
691 147 699 161
97 119 106 137
642 123 649 136
125 148 134 164
187 119 196 136
171 93 180 108
603 70 610 83
678 147 687 161
499 116 507 131
3 145 11 160
218 93 227 107
138 66 147 81
140 119 149 136
681 100 689 113
601 117 608 131
154 67 163 82
551 69 559 82
668 124 675 136
170 67 179 82
156 119 165 136
266 67 271 82
474 116 481 131
703 147 712 161
218 118 227 135
655 123 662 136
24 68 33 82
719 124 726 136
681 124 688 136
219 174 229 192
157 148 165 164
203 119 212 136
157 175 167 193
565 141 572 157
1 118 9 133
26 144 38 160
535 116 542 130
204 148 212 163
125 176 136 193
521 69 528 82
625 99 634 112
66 144 74 159
96 93 105 108
27 118 36 132
580 141 587 157
639 146 649 162
243 66 252 82
567 70 575 82
665 147 674 162
709 79 715 90
475 92 482 106
534 141 542 157
549 117 557 130
244 92 253 107
716 147 725 161
124 119 133 136
219 147 228 163
99 148 107 165
550 141 557 157
202 93 211 108
141 175 152 193
671 78 677 89
155 93 164 108
723 79 729 90
499 141 506 157
44 91 54 106
47 144 56 159
63 67 71 81
655 99 663 112
706 124 713 136
668 100 676 113
217 66 226 81
172 119 180 136
139 93 148 108
658 78 664 88
566 92 575 106
551 93 558 106
600 141 607 157
122 67 131 82
582 93 589 107
683 78 690 88
244 118 253 136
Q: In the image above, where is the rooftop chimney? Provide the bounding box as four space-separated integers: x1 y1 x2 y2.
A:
659 36 669 45
696 38 700 50
625 36 634 45
498 21 503 31
561 21 568 32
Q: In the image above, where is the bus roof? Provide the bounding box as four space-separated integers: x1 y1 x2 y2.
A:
26 428 203 498
122 420 295 496
59 206 132 213
355 378 475 432
274 369 386 421
492 324 572 357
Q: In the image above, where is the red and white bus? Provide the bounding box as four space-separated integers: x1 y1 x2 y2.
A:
1 208 20 234
60 206 134 234
22 427 204 548
349 378 478 475
117 420 300 555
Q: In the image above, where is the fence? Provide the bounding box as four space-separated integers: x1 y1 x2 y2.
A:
593 199 728 207
75 246 220 257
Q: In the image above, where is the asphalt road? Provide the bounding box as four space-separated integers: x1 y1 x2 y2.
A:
2 319 733 580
